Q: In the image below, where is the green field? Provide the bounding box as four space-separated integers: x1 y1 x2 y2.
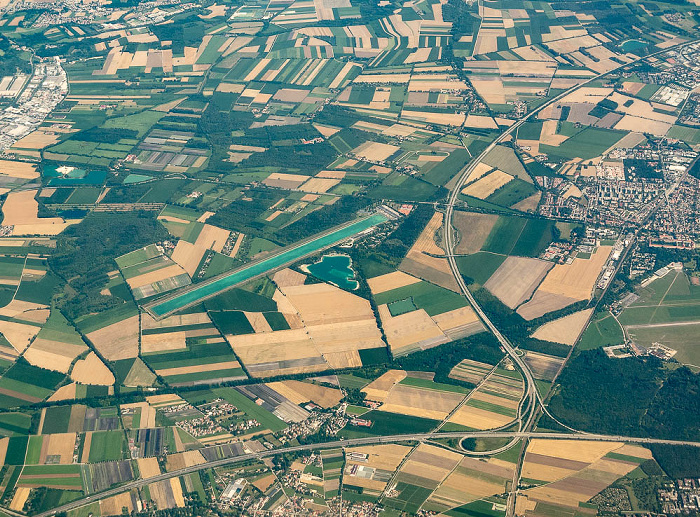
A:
456 252 507 285
212 387 287 432
486 178 537 208
25 435 43 464
373 280 466 316
618 271 700 328
399 376 469 394
75 303 139 334
339 410 439 438
383 482 433 513
87 431 126 462
539 127 626 160
336 374 371 389
0 412 32 436
209 311 255 335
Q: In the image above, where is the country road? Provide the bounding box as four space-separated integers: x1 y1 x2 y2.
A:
38 431 700 517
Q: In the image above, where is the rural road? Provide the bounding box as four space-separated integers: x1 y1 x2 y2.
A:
38 431 700 517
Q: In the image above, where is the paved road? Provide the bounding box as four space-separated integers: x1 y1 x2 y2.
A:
38 431 700 517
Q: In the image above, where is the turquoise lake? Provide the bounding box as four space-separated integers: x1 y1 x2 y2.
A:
148 213 387 317
306 254 358 290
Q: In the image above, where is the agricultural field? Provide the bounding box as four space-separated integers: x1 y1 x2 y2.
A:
224 274 387 376
371 270 483 356
447 368 523 431
519 440 653 516
0 0 698 514
141 311 246 386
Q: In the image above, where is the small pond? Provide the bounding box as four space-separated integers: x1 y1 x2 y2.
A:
305 254 359 290
44 165 106 186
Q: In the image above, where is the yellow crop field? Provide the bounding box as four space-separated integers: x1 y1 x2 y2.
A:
462 170 513 199
531 308 593 345
367 271 421 294
380 384 464 420
362 369 407 402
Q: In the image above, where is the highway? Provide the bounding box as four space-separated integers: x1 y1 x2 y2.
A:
38 431 700 517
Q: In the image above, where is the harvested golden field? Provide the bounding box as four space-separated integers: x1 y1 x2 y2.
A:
516 291 579 320
299 177 340 193
228 329 318 376
138 457 161 479
484 257 553 309
367 271 420 294
448 404 513 429
353 141 399 161
521 351 565 382
126 264 186 290
142 312 210 330
481 371 524 399
1 190 77 235
25 337 86 373
323 350 362 369
400 211 459 291
280 282 374 325
449 359 493 384
272 268 306 288
47 383 77 402
535 246 612 301
0 160 38 179
522 441 652 511
11 129 60 149
380 383 464 420
148 479 184 509
141 331 187 353
40 432 76 464
86 315 139 360
100 492 134 516
529 439 620 463
538 119 568 146
0 299 46 319
400 443 462 482
512 192 542 213
71 352 115 385
170 240 204 276
307 319 387 354
268 380 343 408
10 488 31 512
166 450 206 472
462 170 513 199
378 305 448 356
432 306 481 336
453 212 499 254
1 320 42 353
531 308 593 345
614 115 671 137
362 369 407 402
245 312 272 332
263 172 308 189
427 456 514 511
